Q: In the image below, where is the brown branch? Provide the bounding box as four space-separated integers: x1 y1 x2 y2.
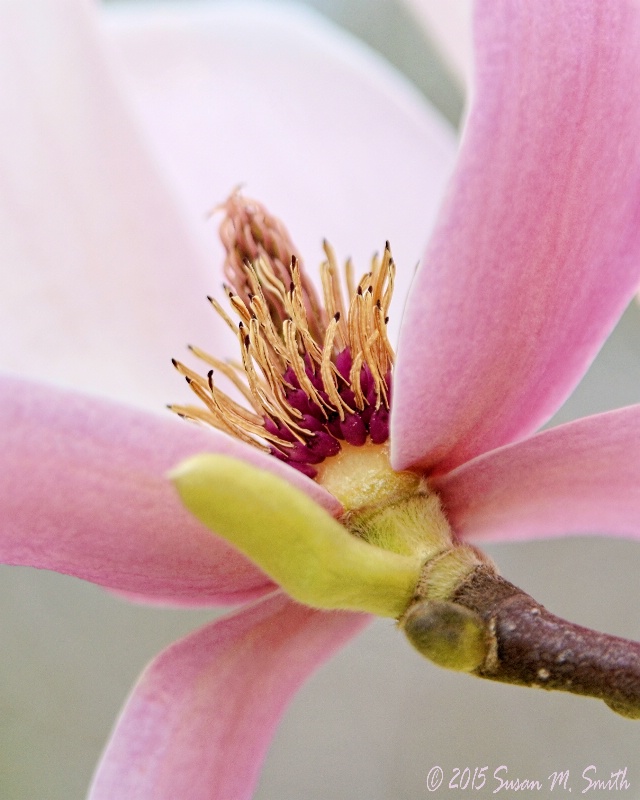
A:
402 565 640 718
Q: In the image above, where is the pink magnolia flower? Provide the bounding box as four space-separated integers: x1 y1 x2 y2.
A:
3 1 640 799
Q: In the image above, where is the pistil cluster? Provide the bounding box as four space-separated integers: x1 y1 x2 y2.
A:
171 193 395 478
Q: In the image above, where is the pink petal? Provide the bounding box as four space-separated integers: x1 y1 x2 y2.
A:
104 2 456 347
0 0 228 410
89 593 368 800
0 376 340 606
433 405 640 544
393 0 640 474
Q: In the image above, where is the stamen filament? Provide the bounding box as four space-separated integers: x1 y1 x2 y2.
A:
172 192 394 476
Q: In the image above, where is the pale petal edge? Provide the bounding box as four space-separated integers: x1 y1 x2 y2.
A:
102 0 457 355
0 0 230 410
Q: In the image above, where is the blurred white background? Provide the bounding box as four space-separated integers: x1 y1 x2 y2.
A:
2 2 639 798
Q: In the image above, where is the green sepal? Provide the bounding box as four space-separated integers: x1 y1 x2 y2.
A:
170 454 421 618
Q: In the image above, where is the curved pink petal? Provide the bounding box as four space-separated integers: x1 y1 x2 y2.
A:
433 405 640 544
393 0 640 474
89 593 368 800
0 376 340 606
0 0 228 410
103 2 456 347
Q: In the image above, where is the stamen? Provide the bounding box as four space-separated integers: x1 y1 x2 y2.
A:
186 345 260 411
172 193 396 476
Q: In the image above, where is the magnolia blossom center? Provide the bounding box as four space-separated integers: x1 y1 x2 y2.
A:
169 194 484 569
171 193 397 483
170 194 471 563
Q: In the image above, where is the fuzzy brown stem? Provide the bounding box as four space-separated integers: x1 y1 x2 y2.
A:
452 566 640 718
